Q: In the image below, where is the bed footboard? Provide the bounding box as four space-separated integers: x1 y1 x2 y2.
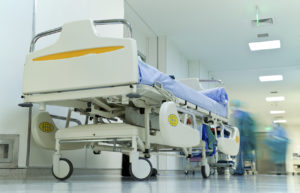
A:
23 19 138 94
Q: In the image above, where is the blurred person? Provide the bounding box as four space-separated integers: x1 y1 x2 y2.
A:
230 100 257 175
265 123 289 175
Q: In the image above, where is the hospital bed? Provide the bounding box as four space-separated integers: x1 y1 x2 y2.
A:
21 19 239 181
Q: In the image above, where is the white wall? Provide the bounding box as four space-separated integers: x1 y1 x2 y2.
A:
166 39 189 79
188 61 213 89
124 1 158 67
125 2 190 80
0 0 33 168
188 61 209 79
29 0 125 169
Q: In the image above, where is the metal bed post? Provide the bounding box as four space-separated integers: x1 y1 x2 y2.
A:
144 107 151 158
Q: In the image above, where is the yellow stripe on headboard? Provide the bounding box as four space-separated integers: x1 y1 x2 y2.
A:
33 46 124 61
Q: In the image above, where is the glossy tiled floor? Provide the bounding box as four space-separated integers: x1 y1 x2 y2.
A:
0 171 300 193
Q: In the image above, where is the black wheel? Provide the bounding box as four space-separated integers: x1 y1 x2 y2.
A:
151 168 158 177
217 167 225 175
93 150 101 155
52 158 73 181
121 154 131 177
129 158 152 181
201 165 210 179
229 167 235 175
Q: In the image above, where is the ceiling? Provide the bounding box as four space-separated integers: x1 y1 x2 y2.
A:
126 0 300 71
214 66 300 129
127 0 300 130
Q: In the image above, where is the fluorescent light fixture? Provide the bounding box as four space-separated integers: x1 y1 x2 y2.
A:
259 75 283 82
249 40 281 51
265 96 285 102
270 110 286 114
273 120 287 123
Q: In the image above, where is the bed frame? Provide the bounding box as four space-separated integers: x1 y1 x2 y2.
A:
21 19 239 181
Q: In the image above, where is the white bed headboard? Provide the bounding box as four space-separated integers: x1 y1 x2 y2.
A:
23 20 138 94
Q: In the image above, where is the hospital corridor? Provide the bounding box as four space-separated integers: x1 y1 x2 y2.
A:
1 0 300 192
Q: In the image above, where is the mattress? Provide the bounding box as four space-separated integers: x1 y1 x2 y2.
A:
137 59 228 118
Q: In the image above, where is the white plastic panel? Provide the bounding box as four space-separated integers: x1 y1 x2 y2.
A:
217 127 240 156
23 20 138 94
159 102 200 148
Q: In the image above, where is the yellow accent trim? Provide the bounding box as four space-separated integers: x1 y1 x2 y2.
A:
236 136 240 143
39 122 54 133
168 114 178 127
33 46 124 61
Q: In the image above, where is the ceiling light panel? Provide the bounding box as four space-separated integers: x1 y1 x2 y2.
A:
259 75 283 82
249 40 281 51
273 120 287 123
265 96 285 102
270 110 286 114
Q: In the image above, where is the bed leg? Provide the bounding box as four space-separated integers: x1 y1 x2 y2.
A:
129 136 140 177
84 115 89 125
185 157 191 175
130 136 138 163
201 140 207 166
200 140 210 178
53 140 61 171
129 136 152 180
144 108 151 158
52 139 73 180
65 108 72 128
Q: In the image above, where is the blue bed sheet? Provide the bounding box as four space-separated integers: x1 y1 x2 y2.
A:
200 87 228 105
137 59 228 118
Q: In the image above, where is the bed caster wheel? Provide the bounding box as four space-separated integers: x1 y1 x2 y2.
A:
229 168 235 175
217 167 225 175
52 158 73 181
151 168 158 177
184 171 189 175
129 158 152 181
93 150 101 155
121 154 131 177
201 165 210 179
210 168 215 175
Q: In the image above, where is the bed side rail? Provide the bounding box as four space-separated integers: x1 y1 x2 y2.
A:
199 79 224 85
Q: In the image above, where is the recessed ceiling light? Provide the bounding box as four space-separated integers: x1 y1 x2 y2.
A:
273 119 287 123
266 96 285 102
259 75 283 82
249 40 281 51
270 110 286 114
